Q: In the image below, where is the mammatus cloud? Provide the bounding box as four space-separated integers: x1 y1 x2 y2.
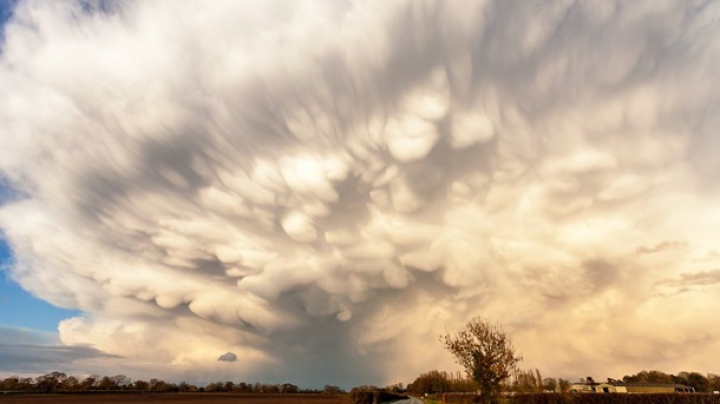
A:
1 0 720 386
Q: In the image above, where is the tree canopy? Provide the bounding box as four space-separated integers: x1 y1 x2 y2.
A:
442 317 522 404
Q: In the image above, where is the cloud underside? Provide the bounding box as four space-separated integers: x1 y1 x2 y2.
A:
1 0 720 385
0 344 117 372
0 326 117 373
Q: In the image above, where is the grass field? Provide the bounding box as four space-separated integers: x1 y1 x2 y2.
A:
0 393 353 404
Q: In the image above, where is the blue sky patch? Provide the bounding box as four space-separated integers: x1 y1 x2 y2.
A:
0 207 82 332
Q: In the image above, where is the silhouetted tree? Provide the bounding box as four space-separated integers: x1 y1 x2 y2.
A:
708 374 720 392
623 370 672 384
112 374 131 389
63 375 80 391
96 376 118 390
134 379 150 391
0 376 20 391
149 378 174 392
35 372 66 393
204 381 223 392
80 375 98 391
408 370 450 395
513 368 543 393
684 372 710 392
323 385 344 395
557 379 571 393
442 317 522 404
237 382 252 393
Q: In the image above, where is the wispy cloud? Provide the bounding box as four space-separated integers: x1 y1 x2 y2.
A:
656 269 720 291
635 241 687 255
0 0 720 386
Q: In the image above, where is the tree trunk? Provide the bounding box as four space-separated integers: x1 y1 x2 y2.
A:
480 384 493 404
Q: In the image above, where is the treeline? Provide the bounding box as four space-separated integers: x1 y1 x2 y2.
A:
407 369 573 396
410 369 720 397
508 369 572 393
0 371 346 395
407 370 479 395
620 370 720 393
508 394 720 404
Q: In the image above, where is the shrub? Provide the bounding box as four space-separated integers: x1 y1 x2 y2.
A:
351 387 408 404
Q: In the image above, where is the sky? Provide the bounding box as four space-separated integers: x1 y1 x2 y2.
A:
0 239 82 331
1 0 720 389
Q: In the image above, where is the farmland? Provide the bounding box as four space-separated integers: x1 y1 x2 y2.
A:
0 393 353 404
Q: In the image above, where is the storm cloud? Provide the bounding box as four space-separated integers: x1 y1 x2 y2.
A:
1 0 720 386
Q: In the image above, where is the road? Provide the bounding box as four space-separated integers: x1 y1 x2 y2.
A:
392 397 426 404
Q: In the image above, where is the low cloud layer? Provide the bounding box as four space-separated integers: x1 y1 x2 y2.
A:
1 0 720 386
0 326 117 373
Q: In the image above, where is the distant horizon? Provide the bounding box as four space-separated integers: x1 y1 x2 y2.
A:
2 364 719 392
2 367 720 393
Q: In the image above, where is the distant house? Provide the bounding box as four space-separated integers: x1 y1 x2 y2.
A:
569 377 601 393
594 381 695 394
569 382 599 393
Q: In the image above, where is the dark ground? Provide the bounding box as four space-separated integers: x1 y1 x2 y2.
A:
0 393 353 404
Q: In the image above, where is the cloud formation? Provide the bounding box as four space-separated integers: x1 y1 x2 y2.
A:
218 352 237 363
1 0 720 386
0 326 117 373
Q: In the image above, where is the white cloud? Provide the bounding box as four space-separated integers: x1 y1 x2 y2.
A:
1 0 720 387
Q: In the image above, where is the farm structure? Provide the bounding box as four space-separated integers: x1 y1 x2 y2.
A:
596 382 695 393
570 380 695 394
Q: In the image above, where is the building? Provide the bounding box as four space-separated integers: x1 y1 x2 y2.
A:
594 381 695 394
569 382 599 393
569 377 600 393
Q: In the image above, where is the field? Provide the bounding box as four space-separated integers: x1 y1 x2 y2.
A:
0 393 353 404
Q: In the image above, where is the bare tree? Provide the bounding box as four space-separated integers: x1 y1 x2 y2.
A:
442 317 522 404
35 372 67 393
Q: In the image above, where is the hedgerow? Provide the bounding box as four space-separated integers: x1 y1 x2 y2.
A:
442 393 720 404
